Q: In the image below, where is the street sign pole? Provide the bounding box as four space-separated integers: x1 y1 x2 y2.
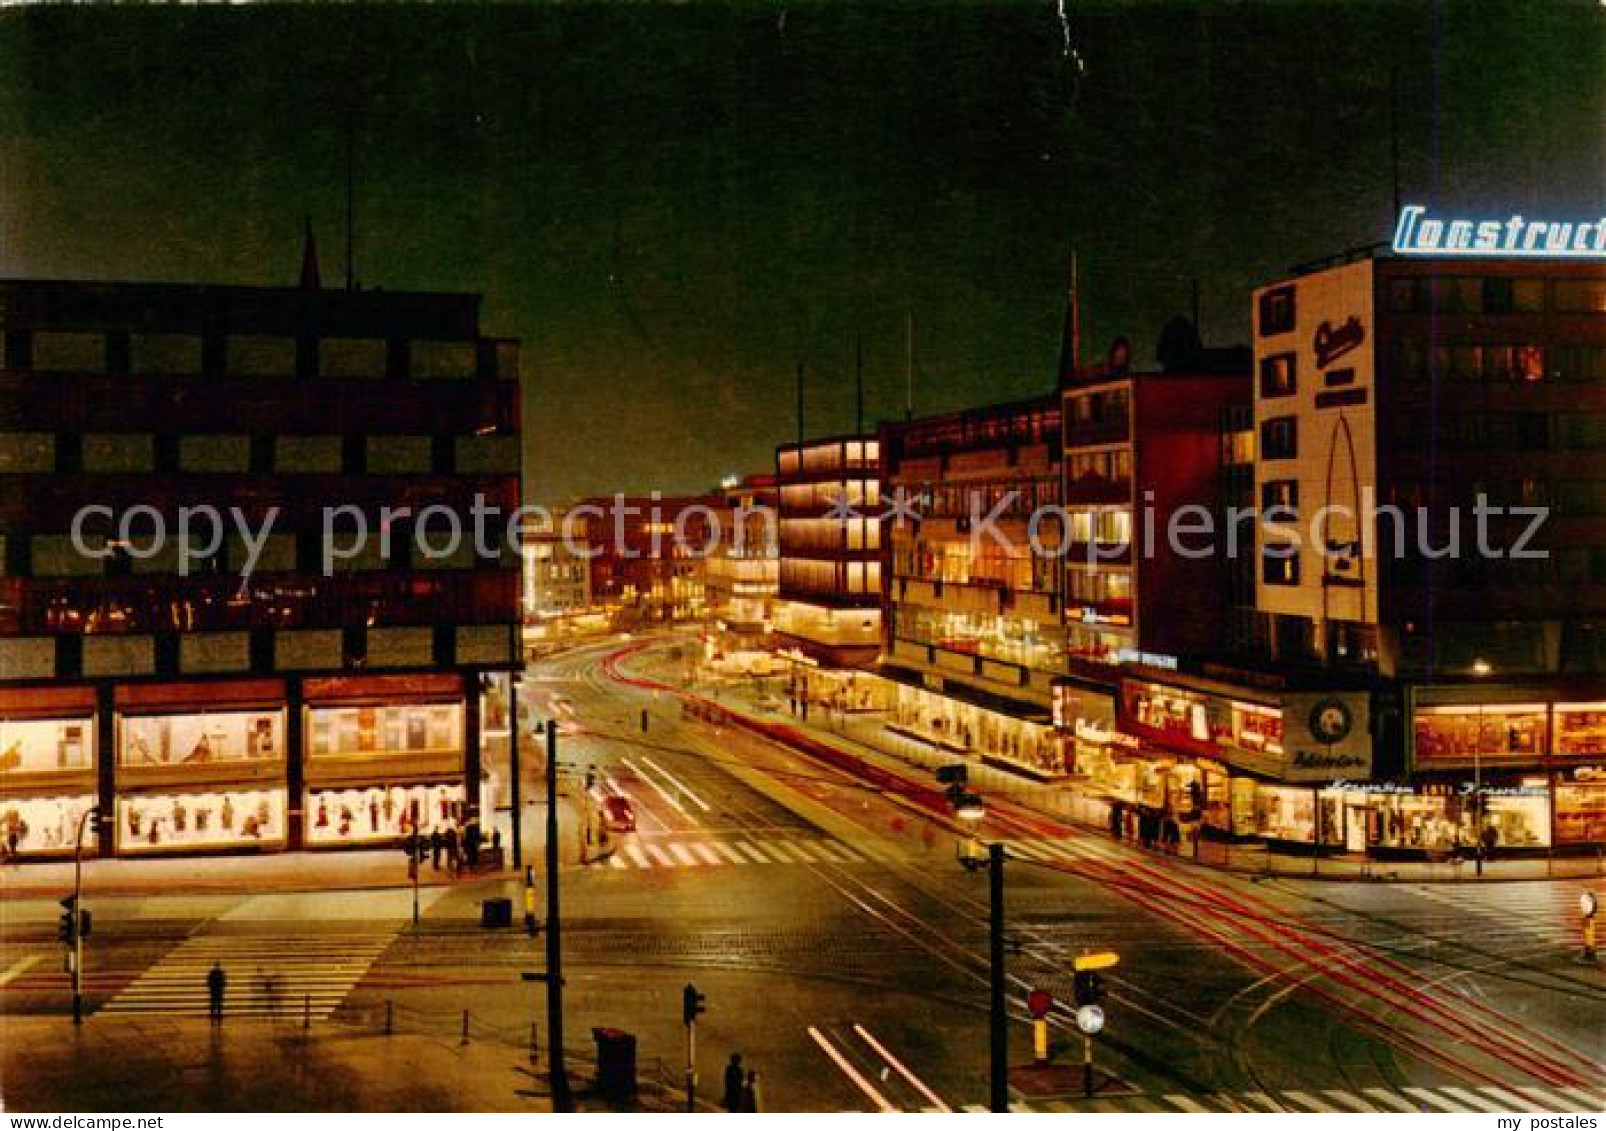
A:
70 806 95 1026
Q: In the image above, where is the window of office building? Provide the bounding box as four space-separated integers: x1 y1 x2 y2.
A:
1261 479 1298 512
1260 417 1297 459
1262 545 1300 585
1258 286 1295 336
1260 353 1296 398
1554 278 1606 314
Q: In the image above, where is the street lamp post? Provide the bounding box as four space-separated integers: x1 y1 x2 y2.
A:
1472 659 1492 876
986 841 1008 1114
545 721 571 1110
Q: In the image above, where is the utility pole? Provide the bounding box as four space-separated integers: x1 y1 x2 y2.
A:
988 842 1007 1113
545 722 571 1110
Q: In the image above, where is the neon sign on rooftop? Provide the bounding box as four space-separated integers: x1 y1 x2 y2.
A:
1392 204 1606 259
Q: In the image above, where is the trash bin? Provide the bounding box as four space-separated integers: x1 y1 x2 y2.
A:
480 897 513 929
592 1026 637 1101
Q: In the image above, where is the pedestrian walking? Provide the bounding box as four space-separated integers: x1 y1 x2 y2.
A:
722 1053 744 1111
464 818 482 868
445 824 461 877
206 961 226 1022
430 827 443 871
740 1068 761 1112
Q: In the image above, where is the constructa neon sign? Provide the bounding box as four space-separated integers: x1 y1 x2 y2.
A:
1393 205 1606 258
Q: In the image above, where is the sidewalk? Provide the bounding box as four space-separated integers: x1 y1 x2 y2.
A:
677 664 1606 885
0 1013 701 1112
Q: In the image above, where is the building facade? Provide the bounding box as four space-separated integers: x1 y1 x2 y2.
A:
1249 240 1606 852
772 436 882 666
0 277 522 858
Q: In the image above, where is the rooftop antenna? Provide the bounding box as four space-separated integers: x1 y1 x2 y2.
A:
1390 66 1401 220
796 358 805 448
345 103 356 291
1057 250 1081 383
854 333 865 435
904 312 914 421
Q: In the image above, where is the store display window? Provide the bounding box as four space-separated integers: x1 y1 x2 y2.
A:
116 787 286 852
1413 705 1547 762
120 710 284 767
1476 792 1550 849
1231 704 1284 757
0 717 94 775
1555 704 1606 756
0 794 96 854
1370 794 1460 851
307 701 463 758
305 781 466 845
1253 784 1316 843
1556 780 1606 845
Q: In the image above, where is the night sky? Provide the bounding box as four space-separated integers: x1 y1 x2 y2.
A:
1 3 1601 501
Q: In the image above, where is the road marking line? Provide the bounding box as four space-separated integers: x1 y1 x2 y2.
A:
1402 1087 1468 1112
1477 1087 1546 1112
1281 1090 1340 1112
1165 1094 1211 1113
831 843 867 863
788 841 832 863
1362 1088 1419 1112
638 754 712 813
1322 1090 1380 1112
643 844 675 867
0 956 41 987
851 1023 951 1112
760 841 806 864
689 842 722 866
807 1026 897 1112
666 843 699 866
625 845 651 868
620 757 689 816
1241 1092 1285 1112
606 854 627 870
1437 1087 1508 1113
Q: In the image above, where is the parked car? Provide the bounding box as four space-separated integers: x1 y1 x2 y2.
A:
600 795 636 832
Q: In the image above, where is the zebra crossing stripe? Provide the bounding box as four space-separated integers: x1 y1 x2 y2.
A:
1403 1087 1470 1112
1513 1087 1579 1111
1363 1087 1421 1112
1165 1094 1212 1113
1281 1090 1340 1112
1240 1092 1286 1112
1478 1087 1548 1113
666 843 698 866
762 841 808 864
643 844 675 867
733 840 771 864
688 842 722 866
625 845 651 868
1322 1089 1381 1112
1557 1087 1606 1110
710 842 746 865
833 843 867 863
1437 1087 1509 1113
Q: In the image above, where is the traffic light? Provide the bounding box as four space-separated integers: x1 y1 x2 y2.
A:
1073 969 1104 1008
681 982 706 1026
59 896 77 945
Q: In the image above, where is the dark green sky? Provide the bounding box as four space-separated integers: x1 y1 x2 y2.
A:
1 2 1601 501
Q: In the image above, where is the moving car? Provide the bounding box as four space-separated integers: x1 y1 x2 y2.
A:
600 794 636 832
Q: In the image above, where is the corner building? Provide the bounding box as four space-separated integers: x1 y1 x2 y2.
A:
0 278 522 858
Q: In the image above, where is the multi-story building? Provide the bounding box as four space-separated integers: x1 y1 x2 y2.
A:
0 274 522 858
523 516 591 617
1248 216 1606 853
571 494 717 625
880 395 1080 777
772 436 882 667
703 474 778 644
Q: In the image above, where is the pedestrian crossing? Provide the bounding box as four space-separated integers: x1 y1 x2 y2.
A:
598 835 883 871
1391 881 1592 941
940 1083 1606 1114
100 931 392 1020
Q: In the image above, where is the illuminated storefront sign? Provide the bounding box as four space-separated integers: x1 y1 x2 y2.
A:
1393 205 1606 259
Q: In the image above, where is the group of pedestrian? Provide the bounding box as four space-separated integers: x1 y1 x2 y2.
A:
722 1053 761 1112
426 816 486 877
1108 802 1184 854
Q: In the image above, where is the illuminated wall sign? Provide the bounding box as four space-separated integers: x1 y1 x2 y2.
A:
1393 205 1606 259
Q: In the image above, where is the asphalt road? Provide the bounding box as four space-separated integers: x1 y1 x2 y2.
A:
2 634 1602 1113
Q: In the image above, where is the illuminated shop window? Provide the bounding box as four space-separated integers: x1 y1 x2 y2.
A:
0 717 94 774
1413 705 1547 761
120 710 284 767
307 702 463 757
116 787 286 852
0 794 97 854
1556 704 1606 756
305 781 466 845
